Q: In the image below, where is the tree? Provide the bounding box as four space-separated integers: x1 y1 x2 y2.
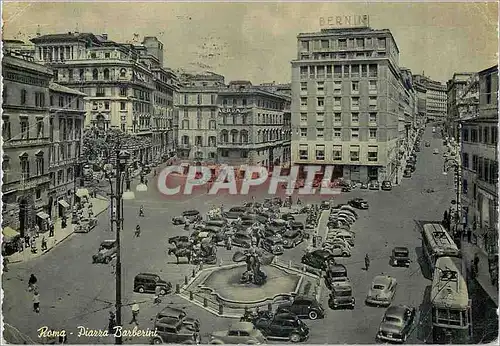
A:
82 128 134 163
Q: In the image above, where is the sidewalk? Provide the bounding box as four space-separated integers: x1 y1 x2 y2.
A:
7 196 110 264
461 240 498 307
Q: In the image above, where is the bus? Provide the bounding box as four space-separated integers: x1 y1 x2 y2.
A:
421 223 461 272
431 256 472 344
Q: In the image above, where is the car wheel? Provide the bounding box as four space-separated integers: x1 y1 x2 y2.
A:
308 310 318 320
152 337 163 344
138 286 145 293
160 288 167 295
342 252 348 257
290 333 301 343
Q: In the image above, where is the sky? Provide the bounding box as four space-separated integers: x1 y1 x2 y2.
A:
2 1 498 84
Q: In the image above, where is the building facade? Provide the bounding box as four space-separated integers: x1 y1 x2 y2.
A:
218 81 290 168
290 27 408 183
47 83 86 220
446 72 475 139
460 65 498 256
413 74 447 122
2 52 53 236
176 73 224 162
30 32 178 164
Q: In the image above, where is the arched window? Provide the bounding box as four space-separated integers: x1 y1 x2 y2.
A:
209 120 216 130
120 68 126 78
103 69 110 80
181 135 189 145
220 130 228 143
92 69 98 80
231 130 238 143
240 130 248 143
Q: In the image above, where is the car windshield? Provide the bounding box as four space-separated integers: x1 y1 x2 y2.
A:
235 233 250 239
100 242 115 249
283 232 297 239
229 207 244 212
395 251 408 257
334 289 352 297
373 284 385 290
384 316 402 324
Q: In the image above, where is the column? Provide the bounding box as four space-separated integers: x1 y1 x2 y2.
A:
52 46 55 61
71 46 74 60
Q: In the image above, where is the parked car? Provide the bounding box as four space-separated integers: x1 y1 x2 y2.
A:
168 236 190 247
133 273 172 295
281 213 295 221
391 247 411 267
260 236 284 255
433 148 439 155
205 219 227 228
151 319 200 344
276 296 325 320
360 182 368 189
209 322 267 344
322 243 351 257
348 198 369 210
320 201 331 210
290 221 305 231
405 164 416 173
365 275 398 307
155 307 200 331
381 181 393 191
425 141 430 147
224 207 247 221
324 264 349 290
92 239 117 264
403 169 412 178
328 281 355 309
301 249 336 271
253 312 309 343
325 231 354 247
232 231 253 248
282 229 304 249
369 181 380 190
376 305 416 343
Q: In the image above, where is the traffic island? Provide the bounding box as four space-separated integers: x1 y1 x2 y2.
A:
178 261 322 318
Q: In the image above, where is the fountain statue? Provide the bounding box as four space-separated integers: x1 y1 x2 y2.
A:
232 247 275 286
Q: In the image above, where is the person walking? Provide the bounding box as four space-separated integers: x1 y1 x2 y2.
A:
365 254 370 271
3 257 9 273
49 220 55 237
41 236 48 251
473 253 480 273
33 291 40 313
28 274 38 291
226 235 232 251
129 301 140 326
134 225 141 238
108 311 116 334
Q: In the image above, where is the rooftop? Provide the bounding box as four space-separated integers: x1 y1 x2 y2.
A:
49 82 86 96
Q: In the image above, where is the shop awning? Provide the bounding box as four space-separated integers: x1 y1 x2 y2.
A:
76 188 89 198
2 226 19 240
36 211 50 220
58 199 70 208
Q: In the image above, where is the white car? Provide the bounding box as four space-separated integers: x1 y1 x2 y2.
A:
366 275 397 307
433 148 439 155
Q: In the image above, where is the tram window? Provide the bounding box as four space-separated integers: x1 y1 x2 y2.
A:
437 309 448 324
461 311 468 325
449 310 461 326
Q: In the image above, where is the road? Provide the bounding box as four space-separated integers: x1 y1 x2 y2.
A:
3 125 456 344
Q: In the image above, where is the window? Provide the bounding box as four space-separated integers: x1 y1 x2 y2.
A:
300 113 307 122
120 68 126 78
315 145 325 160
120 102 126 110
103 69 110 80
463 179 468 194
339 39 347 49
326 65 332 77
300 82 307 92
2 117 11 140
300 66 308 78
317 66 325 78
299 144 308 160
20 155 30 178
36 153 44 175
317 81 324 93
334 65 342 78
368 146 378 161
79 69 85 80
68 69 73 80
369 96 377 110
492 126 498 144
120 87 127 97
369 80 377 92
333 128 341 138
351 97 360 109
351 128 359 140
472 155 478 171
59 96 64 107
463 153 469 169
486 73 492 104
317 128 324 138
182 119 189 130
300 128 307 138
321 40 329 49
300 97 307 107
104 101 110 110
333 81 342 94
2 156 10 172
197 94 202 105
369 128 377 139
351 113 359 123
317 97 325 108
20 118 29 139
369 64 378 77
478 127 483 142
351 81 359 93
96 87 105 97
343 65 349 78
361 65 367 77
378 38 386 48
471 129 478 142
484 127 489 144
356 38 364 48
333 145 342 161
334 97 342 108
351 65 359 77
349 145 360 161
334 113 342 123
92 69 98 80
35 92 45 107
36 118 44 138
21 89 27 105
369 112 377 123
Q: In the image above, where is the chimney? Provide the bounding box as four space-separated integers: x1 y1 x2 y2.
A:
102 33 108 40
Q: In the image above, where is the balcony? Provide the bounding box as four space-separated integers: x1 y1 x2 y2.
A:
3 174 51 193
3 137 50 148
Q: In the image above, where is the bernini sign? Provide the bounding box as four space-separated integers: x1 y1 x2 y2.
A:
319 15 370 28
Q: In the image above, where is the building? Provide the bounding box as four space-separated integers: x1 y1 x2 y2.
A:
3 39 36 56
446 72 475 139
413 74 447 122
2 51 53 236
47 82 86 220
176 72 225 162
290 26 409 183
460 65 498 256
29 32 178 164
218 81 290 168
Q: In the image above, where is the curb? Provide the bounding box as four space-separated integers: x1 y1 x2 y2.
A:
8 200 110 264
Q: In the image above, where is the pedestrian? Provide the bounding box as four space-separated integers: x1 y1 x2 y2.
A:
134 225 141 238
139 205 144 217
226 235 232 251
129 301 139 326
49 220 55 237
25 234 30 247
154 285 162 305
108 311 116 334
41 236 48 251
28 273 38 291
144 178 148 187
470 260 476 279
365 254 370 270
474 253 480 273
31 237 37 254
18 237 24 252
3 257 9 273
33 291 40 313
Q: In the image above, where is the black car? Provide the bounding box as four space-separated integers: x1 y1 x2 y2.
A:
254 313 309 342
391 247 410 267
320 201 331 210
134 273 172 295
277 296 325 320
224 207 247 220
381 181 392 191
281 213 295 221
405 164 416 173
348 198 369 210
282 229 303 249
168 236 190 247
403 169 412 178
301 249 336 271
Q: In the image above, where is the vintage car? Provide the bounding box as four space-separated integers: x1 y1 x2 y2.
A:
320 200 331 210
381 181 393 191
376 305 416 343
322 243 351 257
232 230 253 248
92 240 117 264
205 219 228 228
260 235 284 255
151 319 200 344
276 296 325 320
168 236 191 247
360 182 369 189
366 275 398 307
425 141 430 147
282 229 303 249
391 247 411 267
368 180 380 190
74 217 98 233
224 207 247 221
325 231 354 247
328 280 355 309
348 198 369 210
290 221 305 231
301 249 336 271
155 307 201 331
209 322 267 344
324 264 349 289
172 210 202 225
433 148 439 154
254 312 309 342
281 213 295 222
134 273 172 295
403 169 412 178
